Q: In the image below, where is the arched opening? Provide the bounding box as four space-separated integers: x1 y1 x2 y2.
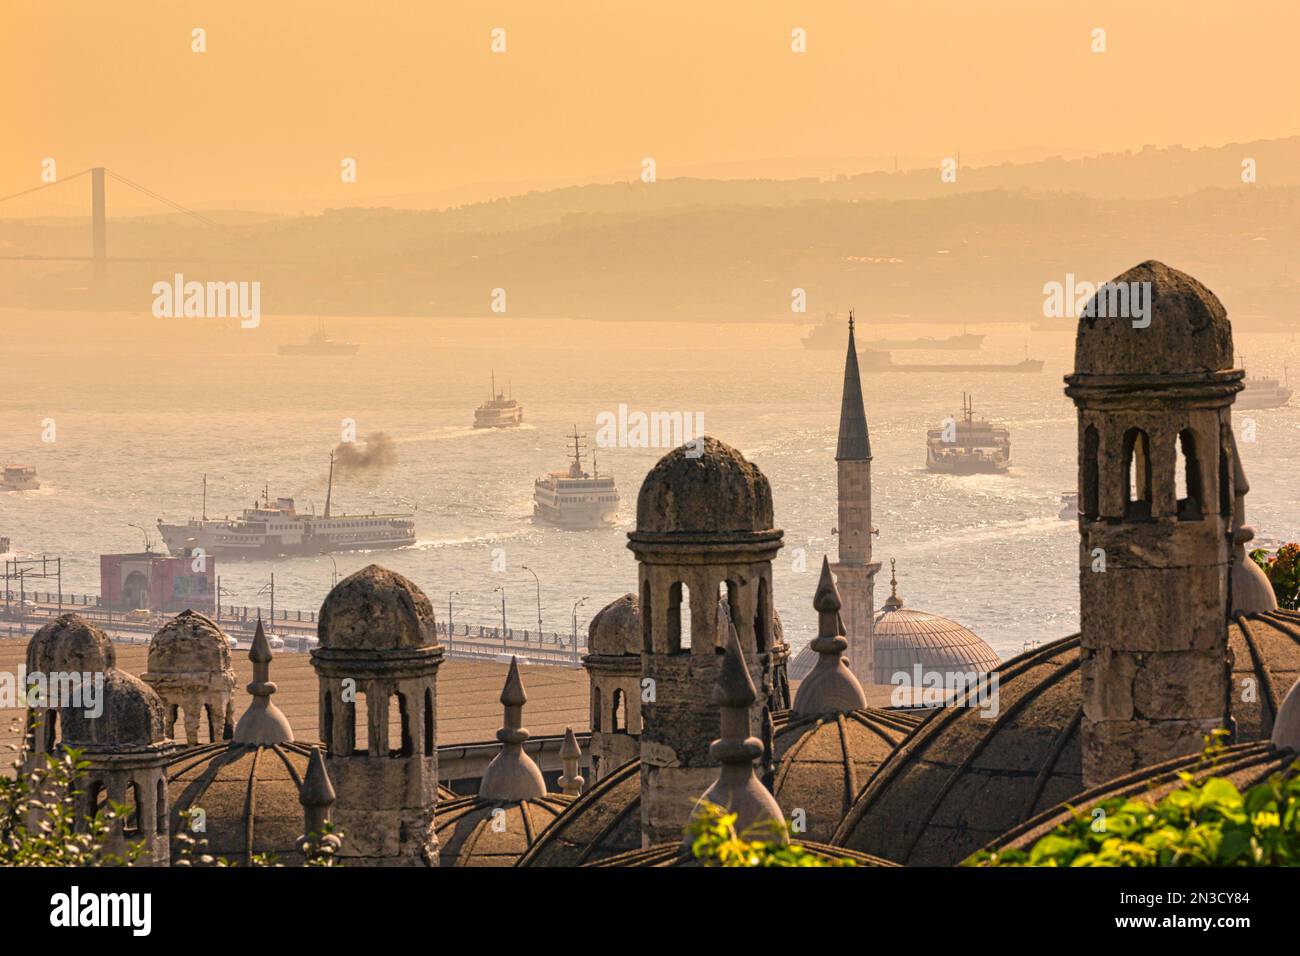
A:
203 703 216 743
755 578 770 653
122 782 141 836
354 691 371 754
1082 425 1100 518
641 580 653 653
1122 427 1152 520
122 571 149 611
342 695 358 755
166 703 179 739
389 692 411 757
322 692 334 753
1175 429 1202 519
84 780 104 826
156 779 166 834
667 582 692 653
612 689 627 733
591 685 602 732
424 688 435 757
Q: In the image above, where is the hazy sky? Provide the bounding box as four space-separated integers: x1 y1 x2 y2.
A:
5 0 1299 205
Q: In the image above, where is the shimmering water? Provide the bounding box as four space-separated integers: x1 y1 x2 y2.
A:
2 310 1297 661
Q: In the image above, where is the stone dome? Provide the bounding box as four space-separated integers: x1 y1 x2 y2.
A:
435 793 573 866
146 610 234 678
61 669 166 750
30 613 116 675
168 741 316 865
635 436 774 534
831 608 1300 866
318 564 438 651
588 593 642 656
975 738 1297 864
516 758 643 867
1073 260 1234 377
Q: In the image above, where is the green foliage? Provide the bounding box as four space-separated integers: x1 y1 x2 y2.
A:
1 720 147 866
967 731 1300 867
1251 544 1300 610
685 802 854 867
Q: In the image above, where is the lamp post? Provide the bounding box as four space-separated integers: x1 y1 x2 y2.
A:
327 555 339 590
571 595 589 664
520 565 543 644
447 590 461 644
492 585 507 645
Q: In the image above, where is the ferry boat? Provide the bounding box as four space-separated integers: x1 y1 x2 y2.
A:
1058 492 1078 520
473 372 524 428
1 466 39 491
803 313 983 350
1236 368 1292 410
157 456 415 558
0 536 10 555
277 321 360 356
926 394 1012 475
533 428 620 528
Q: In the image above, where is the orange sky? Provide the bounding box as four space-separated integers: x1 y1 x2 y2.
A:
4 0 1299 205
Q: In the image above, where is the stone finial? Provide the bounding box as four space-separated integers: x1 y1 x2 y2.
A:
297 746 340 856
233 618 294 745
882 558 904 610
1229 433 1278 614
558 727 584 796
793 557 868 716
1272 678 1300 751
478 657 547 802
691 622 788 846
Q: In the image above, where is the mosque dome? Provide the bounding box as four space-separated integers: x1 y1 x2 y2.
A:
830 608 1300 866
168 741 318 865
587 593 642 656
771 708 925 842
146 610 234 679
975 737 1297 864
434 793 574 866
318 564 438 651
61 669 166 750
635 436 774 534
517 706 921 865
1072 260 1234 378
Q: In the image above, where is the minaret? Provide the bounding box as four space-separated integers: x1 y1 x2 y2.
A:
833 310 881 686
479 656 548 801
1066 261 1239 787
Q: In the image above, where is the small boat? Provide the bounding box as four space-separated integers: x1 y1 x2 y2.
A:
1058 493 1078 520
1 466 39 491
533 428 620 528
473 372 524 428
277 321 360 356
1236 364 1292 410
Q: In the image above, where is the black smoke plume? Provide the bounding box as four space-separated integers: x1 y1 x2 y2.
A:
333 432 398 476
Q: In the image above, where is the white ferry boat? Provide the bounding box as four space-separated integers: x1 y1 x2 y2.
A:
533 428 619 528
1058 492 1078 520
926 394 1011 475
473 372 524 428
157 456 415 558
1 466 40 491
1236 369 1292 410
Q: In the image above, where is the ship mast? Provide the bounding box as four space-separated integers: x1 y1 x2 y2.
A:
569 425 586 477
324 451 334 519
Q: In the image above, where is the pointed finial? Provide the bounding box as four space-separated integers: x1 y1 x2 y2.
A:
848 309 855 334
692 620 787 846
232 617 294 745
301 745 336 808
558 727 584 796
883 557 903 610
793 557 868 716
478 657 547 801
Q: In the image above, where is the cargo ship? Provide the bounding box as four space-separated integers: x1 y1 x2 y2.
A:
926 394 1012 475
803 313 984 350
473 372 524 428
157 456 415 558
533 428 620 528
277 321 360 356
1 466 39 491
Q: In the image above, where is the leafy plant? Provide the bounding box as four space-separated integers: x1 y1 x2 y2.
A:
1251 543 1300 611
685 801 854 867
967 731 1300 867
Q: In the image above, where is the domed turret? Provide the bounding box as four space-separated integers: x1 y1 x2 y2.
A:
588 593 641 656
318 564 438 651
1073 259 1234 377
144 609 237 745
61 668 166 751
635 436 774 534
583 594 643 782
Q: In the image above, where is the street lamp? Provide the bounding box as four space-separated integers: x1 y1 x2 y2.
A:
492 585 507 644
327 555 339 589
447 590 461 642
571 596 589 659
520 565 543 644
